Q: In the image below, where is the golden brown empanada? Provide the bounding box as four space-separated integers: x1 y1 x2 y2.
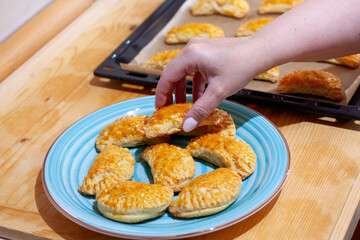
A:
169 168 242 218
258 0 304 14
78 145 136 196
96 115 170 152
145 103 235 138
165 23 225 44
191 0 249 19
255 66 280 83
142 49 181 71
277 70 344 101
236 17 274 37
177 108 236 136
96 181 173 223
141 143 196 192
324 54 360 69
186 133 256 179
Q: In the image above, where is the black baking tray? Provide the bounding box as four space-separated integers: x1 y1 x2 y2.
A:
94 0 360 119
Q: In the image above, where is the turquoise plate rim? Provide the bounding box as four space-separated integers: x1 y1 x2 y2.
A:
42 95 290 239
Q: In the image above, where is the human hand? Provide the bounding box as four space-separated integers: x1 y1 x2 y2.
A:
155 36 270 132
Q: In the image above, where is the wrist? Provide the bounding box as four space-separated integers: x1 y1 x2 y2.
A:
234 36 279 79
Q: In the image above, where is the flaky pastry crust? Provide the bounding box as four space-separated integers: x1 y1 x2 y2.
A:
96 181 173 223
145 103 235 138
169 168 242 218
191 0 249 19
141 143 196 192
236 17 274 37
142 49 181 71
78 145 136 196
277 70 344 101
187 133 257 179
165 23 225 44
324 54 360 69
258 0 304 14
96 115 169 152
255 66 280 83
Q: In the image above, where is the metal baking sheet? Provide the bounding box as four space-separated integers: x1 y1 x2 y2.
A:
94 0 360 119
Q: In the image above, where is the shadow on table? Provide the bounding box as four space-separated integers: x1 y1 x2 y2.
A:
34 170 121 240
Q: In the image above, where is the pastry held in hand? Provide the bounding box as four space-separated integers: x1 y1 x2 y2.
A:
78 145 136 196
165 23 225 44
141 143 196 192
186 133 257 179
145 103 235 138
258 0 304 14
96 181 173 223
191 0 249 19
142 49 181 71
169 168 242 218
177 108 236 136
236 17 274 37
96 115 169 152
277 70 344 101
324 54 360 69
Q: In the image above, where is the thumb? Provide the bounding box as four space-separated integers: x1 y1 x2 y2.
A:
183 84 226 132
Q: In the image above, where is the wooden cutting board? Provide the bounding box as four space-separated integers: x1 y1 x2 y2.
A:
0 0 359 239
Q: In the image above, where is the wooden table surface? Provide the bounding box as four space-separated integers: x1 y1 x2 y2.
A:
1 0 359 239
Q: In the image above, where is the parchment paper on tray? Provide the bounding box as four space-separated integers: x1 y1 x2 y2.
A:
124 0 360 105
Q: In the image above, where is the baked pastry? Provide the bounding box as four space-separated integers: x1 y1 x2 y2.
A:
255 66 280 83
169 168 242 218
78 145 136 196
277 70 344 101
145 103 235 138
165 23 225 44
177 108 236 136
141 143 196 192
191 0 249 19
142 49 181 71
96 115 170 152
96 181 173 223
258 0 304 14
186 133 256 179
236 17 274 37
324 54 360 69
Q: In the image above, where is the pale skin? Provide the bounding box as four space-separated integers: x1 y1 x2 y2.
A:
155 0 360 132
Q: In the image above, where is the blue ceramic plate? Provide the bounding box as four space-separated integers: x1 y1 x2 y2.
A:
42 95 290 239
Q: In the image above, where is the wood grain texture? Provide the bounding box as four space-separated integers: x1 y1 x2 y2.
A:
0 0 124 109
0 0 94 83
0 0 359 239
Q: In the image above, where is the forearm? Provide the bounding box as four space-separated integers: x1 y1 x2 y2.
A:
254 0 360 67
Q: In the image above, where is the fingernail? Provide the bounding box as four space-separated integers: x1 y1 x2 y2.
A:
183 117 198 132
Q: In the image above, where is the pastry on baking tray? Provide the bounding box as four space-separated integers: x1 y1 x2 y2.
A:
165 23 225 44
258 0 304 14
324 54 360 69
96 115 170 152
96 181 173 223
255 66 280 83
191 0 250 19
142 49 181 71
186 133 257 179
277 70 344 101
145 102 235 138
169 168 242 218
78 145 136 196
236 17 274 37
141 143 196 192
